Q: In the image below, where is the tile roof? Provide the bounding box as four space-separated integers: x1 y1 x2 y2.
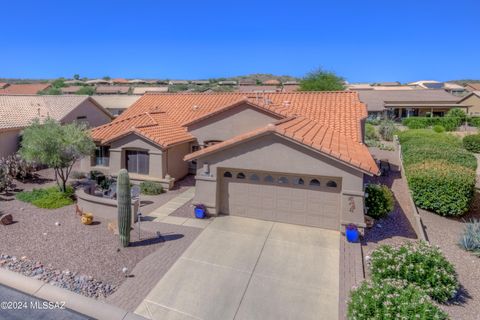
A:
0 83 9 89
95 86 130 94
61 86 82 94
237 85 281 93
91 91 377 174
0 95 96 130
0 83 51 95
132 86 169 95
465 83 480 91
91 95 141 110
357 89 459 111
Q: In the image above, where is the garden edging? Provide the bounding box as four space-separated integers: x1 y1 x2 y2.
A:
396 138 428 242
0 268 146 320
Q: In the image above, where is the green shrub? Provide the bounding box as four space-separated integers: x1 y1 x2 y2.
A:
407 161 475 216
365 123 378 141
16 186 74 209
446 108 466 121
348 279 449 320
378 120 395 141
468 117 480 127
71 171 87 179
366 117 381 126
433 125 445 133
459 219 480 255
140 181 164 195
370 241 459 303
403 117 429 129
402 117 461 131
463 134 480 153
365 184 394 219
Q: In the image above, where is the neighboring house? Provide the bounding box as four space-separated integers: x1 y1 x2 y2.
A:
112 78 129 84
128 79 147 84
61 86 82 94
82 91 378 231
457 91 480 116
357 89 466 118
132 86 169 95
464 82 480 92
347 83 373 90
64 80 85 85
169 80 190 85
373 81 401 86
85 79 111 85
238 79 257 86
218 81 237 85
0 83 51 95
408 80 443 89
191 80 210 85
0 95 113 159
262 79 281 85
91 95 141 116
95 86 130 95
0 83 9 89
443 82 466 96
237 85 281 93
282 81 300 92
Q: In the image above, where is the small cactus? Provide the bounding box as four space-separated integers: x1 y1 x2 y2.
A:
117 169 131 247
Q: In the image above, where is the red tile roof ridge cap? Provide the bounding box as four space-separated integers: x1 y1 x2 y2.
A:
90 112 154 132
143 91 356 96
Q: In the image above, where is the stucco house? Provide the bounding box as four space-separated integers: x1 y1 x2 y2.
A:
82 91 378 231
0 95 113 159
458 91 480 116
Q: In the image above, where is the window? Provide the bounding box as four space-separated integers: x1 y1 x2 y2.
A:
309 179 320 187
236 172 246 179
126 150 149 174
76 116 89 126
192 145 201 152
204 140 223 147
94 146 110 167
250 173 260 181
293 177 304 185
223 171 232 178
326 180 337 188
277 176 289 184
264 175 274 183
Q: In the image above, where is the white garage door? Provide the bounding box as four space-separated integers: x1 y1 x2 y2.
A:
219 169 341 229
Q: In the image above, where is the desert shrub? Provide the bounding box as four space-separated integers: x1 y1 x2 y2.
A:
446 108 466 121
468 117 480 127
16 186 74 209
365 123 378 141
348 279 448 320
433 125 445 133
407 161 475 216
459 219 480 255
399 130 476 170
402 117 461 131
378 120 395 141
463 134 480 153
140 181 164 195
366 117 381 126
365 184 394 219
370 241 459 303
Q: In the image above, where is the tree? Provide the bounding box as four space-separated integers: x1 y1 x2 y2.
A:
76 86 95 95
102 76 111 81
51 78 66 88
299 68 345 91
38 87 62 95
20 119 95 192
73 74 80 80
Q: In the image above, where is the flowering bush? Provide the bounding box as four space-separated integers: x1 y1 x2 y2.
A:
370 241 459 303
365 184 394 219
348 279 448 320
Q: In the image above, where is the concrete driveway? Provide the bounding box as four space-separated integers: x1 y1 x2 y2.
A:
135 216 340 320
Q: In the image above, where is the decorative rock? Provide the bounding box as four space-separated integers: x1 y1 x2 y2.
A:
55 221 60 226
0 214 13 225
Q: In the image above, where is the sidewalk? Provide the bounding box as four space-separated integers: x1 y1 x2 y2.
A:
147 187 212 229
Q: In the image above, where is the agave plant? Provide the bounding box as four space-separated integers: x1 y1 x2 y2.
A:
459 219 480 255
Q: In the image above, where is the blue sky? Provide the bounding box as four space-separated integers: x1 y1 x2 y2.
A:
1 0 479 82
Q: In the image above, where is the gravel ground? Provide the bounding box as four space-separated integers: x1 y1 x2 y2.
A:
0 169 198 300
169 200 195 218
419 192 480 319
362 147 418 261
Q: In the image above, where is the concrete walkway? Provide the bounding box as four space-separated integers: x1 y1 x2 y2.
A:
147 187 211 229
135 216 340 320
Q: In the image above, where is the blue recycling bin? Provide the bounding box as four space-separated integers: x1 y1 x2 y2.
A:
345 225 359 243
194 205 206 219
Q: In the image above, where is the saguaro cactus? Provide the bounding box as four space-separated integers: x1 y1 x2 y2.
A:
117 169 131 247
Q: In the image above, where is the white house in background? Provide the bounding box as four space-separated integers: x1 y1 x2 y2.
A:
91 95 141 116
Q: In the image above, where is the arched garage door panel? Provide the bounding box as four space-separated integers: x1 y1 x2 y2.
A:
220 169 341 229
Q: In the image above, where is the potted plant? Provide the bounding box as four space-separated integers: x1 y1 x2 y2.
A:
345 224 359 243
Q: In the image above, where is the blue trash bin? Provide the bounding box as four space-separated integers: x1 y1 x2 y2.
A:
345 224 359 243
194 205 206 219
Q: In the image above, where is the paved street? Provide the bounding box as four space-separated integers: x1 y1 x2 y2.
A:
0 284 89 320
136 216 340 320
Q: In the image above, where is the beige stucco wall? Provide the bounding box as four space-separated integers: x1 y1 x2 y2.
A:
0 129 21 159
192 133 366 229
61 99 112 128
165 143 190 180
81 133 165 179
462 95 480 116
187 104 280 145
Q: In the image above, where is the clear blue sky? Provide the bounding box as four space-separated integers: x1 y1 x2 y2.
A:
2 0 479 82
